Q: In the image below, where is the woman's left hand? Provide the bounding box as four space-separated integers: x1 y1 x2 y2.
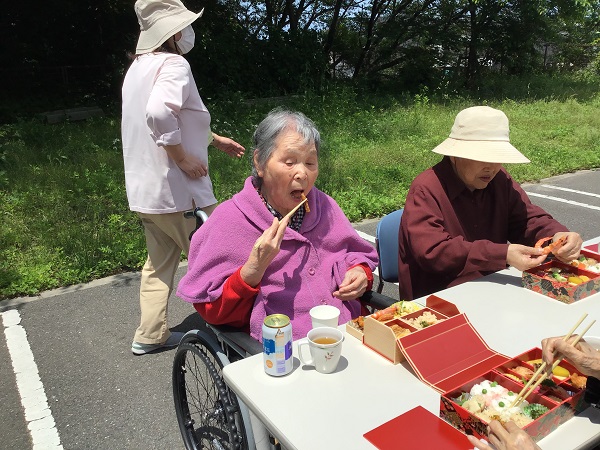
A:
211 133 245 158
552 231 582 262
333 267 368 301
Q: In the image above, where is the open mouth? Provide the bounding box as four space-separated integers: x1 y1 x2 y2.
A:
291 189 304 200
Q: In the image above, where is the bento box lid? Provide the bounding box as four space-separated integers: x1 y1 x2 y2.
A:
584 243 599 255
426 294 461 317
398 313 510 394
363 405 472 449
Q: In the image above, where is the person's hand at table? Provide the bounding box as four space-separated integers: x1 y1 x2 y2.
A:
241 215 291 287
552 231 582 263
541 335 600 379
333 266 369 301
506 244 546 271
467 420 540 450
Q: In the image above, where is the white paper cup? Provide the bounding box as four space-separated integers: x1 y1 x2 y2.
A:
298 328 344 374
309 305 340 329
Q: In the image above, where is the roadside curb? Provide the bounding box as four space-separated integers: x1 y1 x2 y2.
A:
0 263 189 312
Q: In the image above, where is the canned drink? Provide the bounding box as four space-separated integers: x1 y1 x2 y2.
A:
262 314 293 376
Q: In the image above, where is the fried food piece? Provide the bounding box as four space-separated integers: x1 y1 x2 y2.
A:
570 372 587 389
390 324 411 339
301 193 310 213
513 366 534 380
350 316 364 331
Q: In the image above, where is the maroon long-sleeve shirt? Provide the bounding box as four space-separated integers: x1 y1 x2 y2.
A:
398 157 568 300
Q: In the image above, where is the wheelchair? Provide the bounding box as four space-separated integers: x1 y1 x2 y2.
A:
172 208 395 450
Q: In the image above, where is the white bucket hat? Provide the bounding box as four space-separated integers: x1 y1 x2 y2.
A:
432 106 530 164
135 0 203 54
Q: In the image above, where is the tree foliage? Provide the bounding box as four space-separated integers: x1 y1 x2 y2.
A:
0 0 598 118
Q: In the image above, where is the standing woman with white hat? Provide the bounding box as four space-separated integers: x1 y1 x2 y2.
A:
397 106 582 300
122 0 245 355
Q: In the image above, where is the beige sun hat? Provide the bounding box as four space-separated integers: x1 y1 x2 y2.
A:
135 0 203 54
432 106 530 163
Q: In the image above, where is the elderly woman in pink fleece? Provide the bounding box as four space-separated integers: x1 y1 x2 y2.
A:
177 108 378 341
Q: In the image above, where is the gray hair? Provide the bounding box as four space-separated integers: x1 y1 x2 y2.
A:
251 108 321 182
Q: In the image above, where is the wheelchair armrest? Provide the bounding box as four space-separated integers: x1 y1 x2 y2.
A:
359 290 396 310
210 324 264 356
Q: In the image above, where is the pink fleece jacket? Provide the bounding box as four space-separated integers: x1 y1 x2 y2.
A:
177 177 379 341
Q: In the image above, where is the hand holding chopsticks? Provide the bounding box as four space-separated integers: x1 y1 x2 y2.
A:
510 313 594 408
245 197 309 286
253 197 307 250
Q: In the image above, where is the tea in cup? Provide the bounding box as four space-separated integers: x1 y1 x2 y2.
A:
309 305 340 328
298 327 344 374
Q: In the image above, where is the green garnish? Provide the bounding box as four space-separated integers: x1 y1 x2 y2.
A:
453 393 471 405
541 378 558 388
498 401 505 407
508 392 514 396
551 272 567 282
523 403 549 419
491 382 498 387
482 389 487 394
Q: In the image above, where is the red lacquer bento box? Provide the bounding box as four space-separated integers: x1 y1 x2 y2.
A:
397 314 588 442
522 249 600 303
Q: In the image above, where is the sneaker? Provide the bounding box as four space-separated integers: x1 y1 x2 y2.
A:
131 331 184 355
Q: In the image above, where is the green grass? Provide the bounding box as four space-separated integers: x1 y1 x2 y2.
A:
2 75 600 299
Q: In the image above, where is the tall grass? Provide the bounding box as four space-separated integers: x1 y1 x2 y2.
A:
1 74 600 299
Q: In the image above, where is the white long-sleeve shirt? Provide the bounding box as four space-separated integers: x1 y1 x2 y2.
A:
121 52 216 213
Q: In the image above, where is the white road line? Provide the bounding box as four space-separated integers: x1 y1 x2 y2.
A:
1 309 63 450
527 192 600 211
356 230 376 244
539 184 600 199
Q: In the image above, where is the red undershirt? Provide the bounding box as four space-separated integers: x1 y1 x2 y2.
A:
194 264 374 331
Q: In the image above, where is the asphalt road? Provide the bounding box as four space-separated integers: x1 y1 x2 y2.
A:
1 169 599 450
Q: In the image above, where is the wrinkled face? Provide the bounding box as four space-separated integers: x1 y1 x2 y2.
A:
256 129 319 216
450 157 502 191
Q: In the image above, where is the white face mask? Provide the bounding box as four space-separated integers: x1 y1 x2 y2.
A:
176 25 195 54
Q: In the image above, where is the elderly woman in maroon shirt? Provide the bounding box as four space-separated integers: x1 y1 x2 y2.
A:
398 106 582 300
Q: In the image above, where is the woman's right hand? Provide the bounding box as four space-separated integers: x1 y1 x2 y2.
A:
506 244 547 271
164 143 207 178
177 154 208 179
241 216 290 287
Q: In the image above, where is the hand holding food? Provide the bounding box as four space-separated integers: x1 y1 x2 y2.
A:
241 215 291 287
467 420 541 450
506 244 546 271
333 266 369 301
541 335 600 380
550 231 582 263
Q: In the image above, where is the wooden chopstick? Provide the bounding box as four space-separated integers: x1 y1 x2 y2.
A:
511 314 591 408
253 198 308 250
282 197 308 221
509 313 587 408
515 319 596 406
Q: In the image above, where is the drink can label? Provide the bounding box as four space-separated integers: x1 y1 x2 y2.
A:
263 314 293 376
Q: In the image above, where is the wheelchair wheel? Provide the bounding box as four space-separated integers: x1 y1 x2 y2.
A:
173 338 249 450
